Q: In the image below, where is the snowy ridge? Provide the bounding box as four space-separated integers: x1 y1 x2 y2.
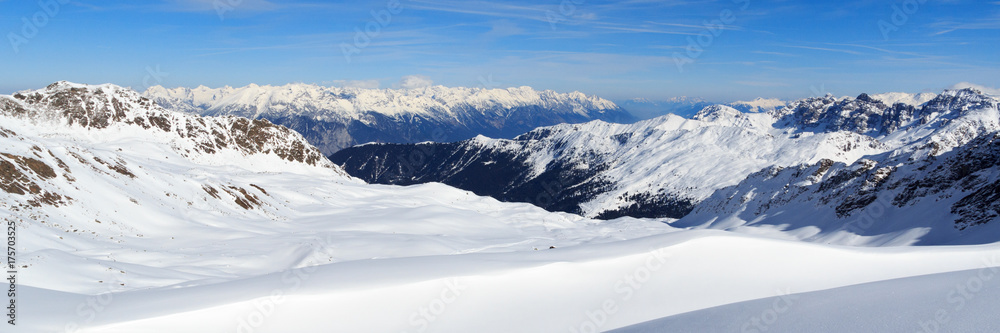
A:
146 84 620 119
144 83 634 154
679 88 1000 245
3 81 337 173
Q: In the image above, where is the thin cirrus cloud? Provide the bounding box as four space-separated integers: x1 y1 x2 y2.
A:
932 19 1000 35
407 0 558 22
160 0 281 12
751 51 798 57
780 45 864 56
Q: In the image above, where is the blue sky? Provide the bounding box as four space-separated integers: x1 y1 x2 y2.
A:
1 0 999 101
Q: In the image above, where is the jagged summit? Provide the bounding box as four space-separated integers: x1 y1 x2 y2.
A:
922 87 996 113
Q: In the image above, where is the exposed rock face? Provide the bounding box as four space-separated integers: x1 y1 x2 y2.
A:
3 82 335 170
0 82 350 217
330 139 631 218
771 93 918 135
0 152 69 207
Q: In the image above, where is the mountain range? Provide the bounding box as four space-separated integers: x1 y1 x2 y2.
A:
7 81 1000 332
331 88 1000 245
144 84 635 155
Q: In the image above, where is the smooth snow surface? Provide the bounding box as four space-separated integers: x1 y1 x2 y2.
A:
19 233 1000 332
612 266 1000 333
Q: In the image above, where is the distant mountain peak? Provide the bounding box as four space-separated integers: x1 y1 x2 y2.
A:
693 105 743 122
855 93 880 104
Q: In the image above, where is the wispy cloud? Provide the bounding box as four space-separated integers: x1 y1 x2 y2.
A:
193 41 330 57
407 0 555 22
781 45 864 55
931 16 1000 35
646 21 743 31
822 43 936 59
482 20 528 38
593 25 701 35
752 51 798 57
162 0 280 12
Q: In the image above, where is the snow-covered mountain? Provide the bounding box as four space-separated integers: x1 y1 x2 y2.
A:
678 88 1000 245
7 82 1000 332
331 98 884 220
332 89 1000 244
143 83 635 155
